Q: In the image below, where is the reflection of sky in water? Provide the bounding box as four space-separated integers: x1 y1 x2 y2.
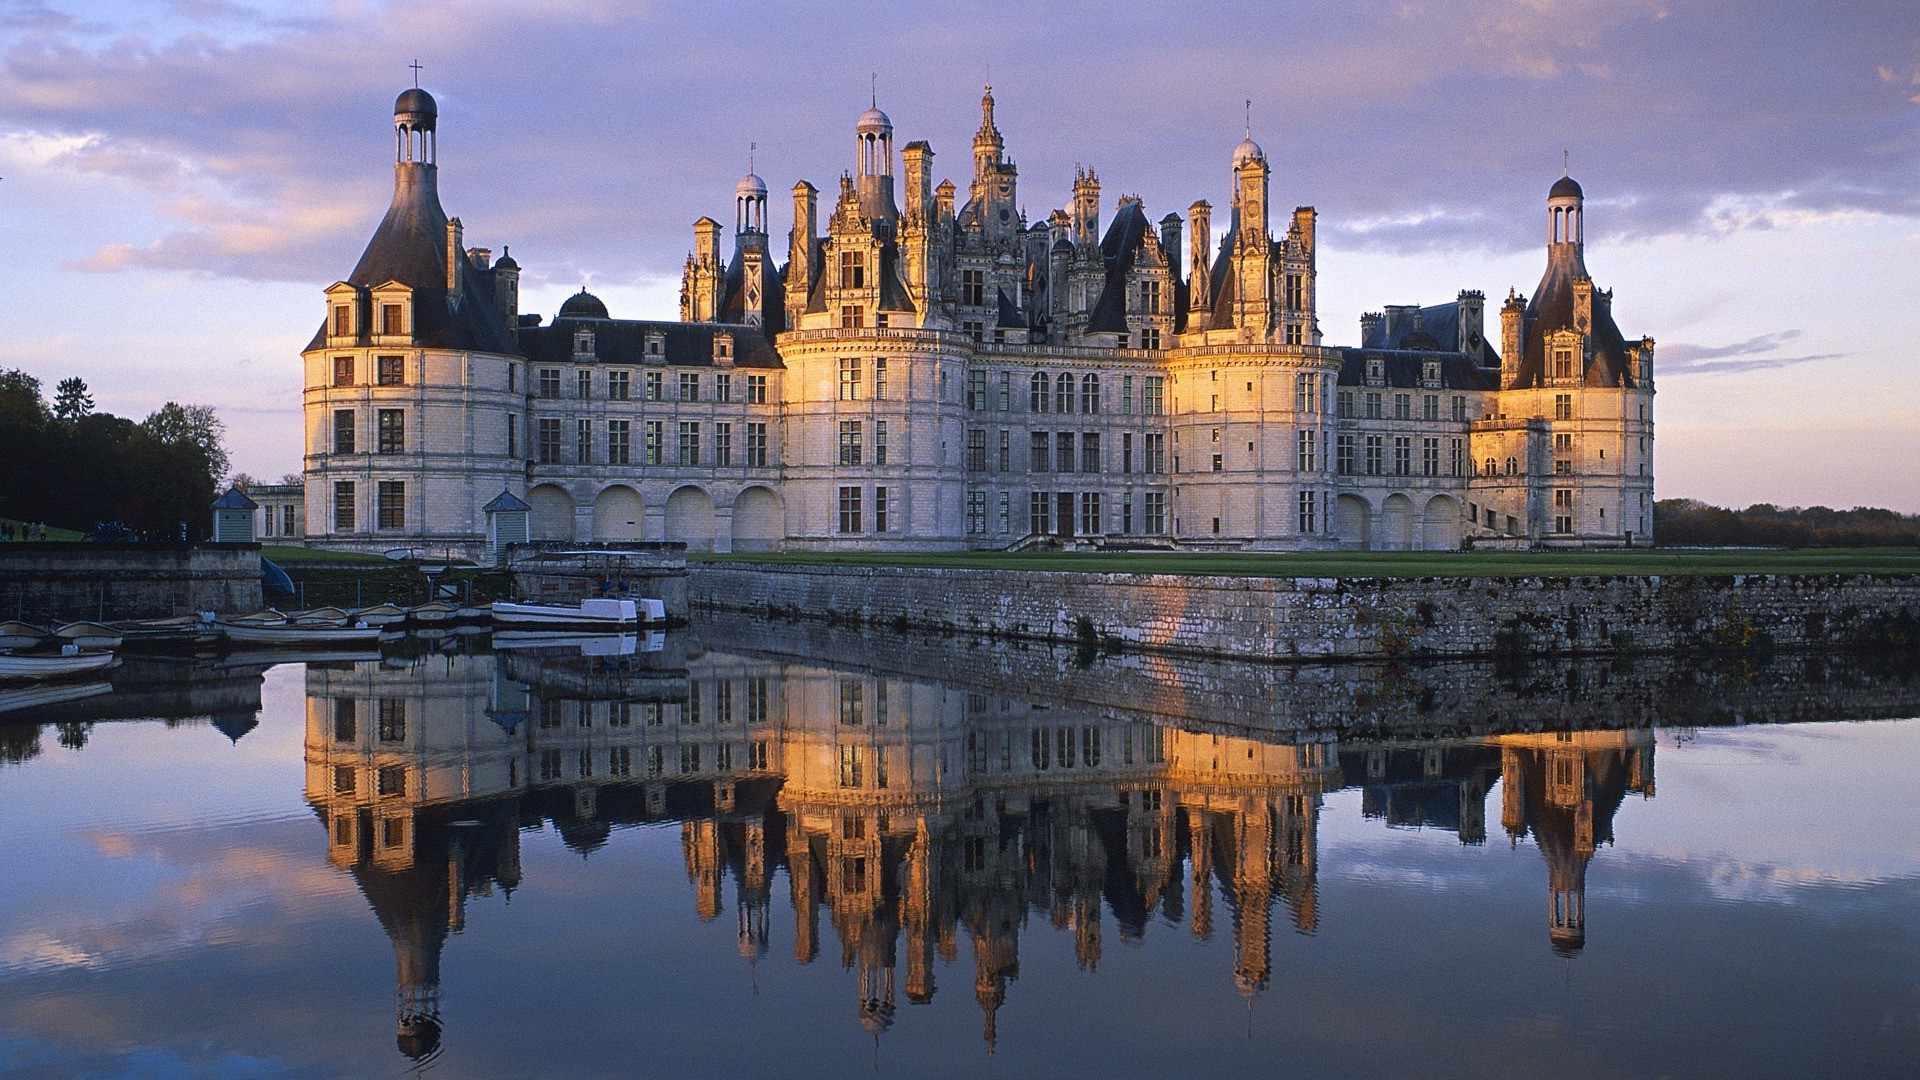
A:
1 656 1916 1079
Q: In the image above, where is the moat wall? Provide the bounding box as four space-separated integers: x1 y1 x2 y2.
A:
688 563 1920 662
0 543 263 621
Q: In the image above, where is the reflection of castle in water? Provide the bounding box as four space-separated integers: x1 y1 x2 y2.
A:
303 647 1652 1059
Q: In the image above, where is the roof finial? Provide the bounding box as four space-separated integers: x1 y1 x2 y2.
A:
749 141 756 173
870 72 877 109
1563 149 1570 177
1245 98 1252 138
409 59 423 88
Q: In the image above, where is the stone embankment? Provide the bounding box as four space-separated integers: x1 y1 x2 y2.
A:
688 563 1920 662
0 543 263 621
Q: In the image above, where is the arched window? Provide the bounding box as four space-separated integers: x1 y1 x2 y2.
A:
1055 374 1074 414
1081 373 1100 414
1505 456 1518 476
1029 372 1049 413
1484 458 1496 477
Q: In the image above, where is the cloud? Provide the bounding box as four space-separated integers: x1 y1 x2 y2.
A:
1659 329 1848 376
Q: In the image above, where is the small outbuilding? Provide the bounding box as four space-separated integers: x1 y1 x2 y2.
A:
211 486 261 543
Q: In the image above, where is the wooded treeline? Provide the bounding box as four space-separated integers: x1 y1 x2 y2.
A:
1655 499 1920 547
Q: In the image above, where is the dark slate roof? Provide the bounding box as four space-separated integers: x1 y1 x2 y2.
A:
718 243 786 338
518 316 781 368
306 164 520 357
1550 175 1583 200
996 288 1027 329
211 487 259 510
876 243 916 314
1334 348 1498 391
1516 248 1637 389
558 289 609 319
481 489 531 513
1203 208 1241 330
1086 201 1151 335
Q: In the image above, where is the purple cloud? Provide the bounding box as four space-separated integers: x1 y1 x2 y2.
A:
1659 330 1848 376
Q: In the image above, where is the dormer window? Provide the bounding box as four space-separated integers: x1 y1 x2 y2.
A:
381 304 404 335
1423 361 1441 385
575 330 593 353
1552 347 1576 380
332 305 352 337
1366 359 1384 385
714 336 732 364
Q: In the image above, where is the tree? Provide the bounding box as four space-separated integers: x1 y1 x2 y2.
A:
0 369 47 428
141 402 229 481
279 472 304 486
229 472 258 492
53 377 94 423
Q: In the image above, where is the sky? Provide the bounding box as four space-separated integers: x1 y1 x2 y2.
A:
1 0 1916 510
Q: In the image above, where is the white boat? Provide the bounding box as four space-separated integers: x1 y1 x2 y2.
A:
0 621 49 650
216 620 383 645
285 607 351 626
0 647 119 680
227 609 290 627
350 604 408 627
489 597 662 627
52 621 125 649
408 602 459 624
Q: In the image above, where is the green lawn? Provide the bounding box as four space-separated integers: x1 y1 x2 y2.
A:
0 517 86 541
692 546 1920 578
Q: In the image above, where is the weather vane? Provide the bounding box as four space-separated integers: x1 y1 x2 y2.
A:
409 59 423 87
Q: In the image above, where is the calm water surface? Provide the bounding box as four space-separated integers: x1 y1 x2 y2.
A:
2 624 1917 1079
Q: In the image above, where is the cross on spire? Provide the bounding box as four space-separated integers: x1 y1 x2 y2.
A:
1245 98 1252 137
870 72 877 108
749 141 756 172
1563 149 1570 177
409 59 423 87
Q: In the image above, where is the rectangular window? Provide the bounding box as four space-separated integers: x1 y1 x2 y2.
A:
645 370 663 402
1211 453 1223 473
840 357 860 400
1122 432 1134 474
714 422 732 467
997 371 1010 410
378 766 405 798
1285 273 1303 311
378 699 406 743
1079 492 1102 536
1553 347 1576 380
1366 392 1382 419
1030 373 1049 413
1295 373 1313 413
333 409 355 454
680 371 700 401
967 429 987 472
1452 395 1466 422
874 486 889 532
577 369 592 399
746 422 768 467
1030 432 1050 472
578 419 594 464
962 268 985 306
1394 436 1411 476
1081 432 1100 473
1394 393 1411 420
1365 435 1383 476
608 420 630 465
1029 491 1051 535
1424 437 1440 476
1121 492 1133 533
645 420 664 465
840 250 866 289
1143 376 1165 416
840 305 864 329
678 422 699 466
332 307 351 337
838 745 863 788
967 491 987 534
332 764 355 795
1144 491 1166 534
1138 326 1161 350
1423 394 1439 421
838 486 862 533
1298 490 1317 533
1122 374 1135 414
537 368 561 398
873 421 887 466
715 372 732 403
1296 428 1316 471
333 698 357 742
333 481 355 533
608 370 630 400
968 370 987 410
1337 434 1355 475
381 304 403 336
377 409 404 454
333 356 354 386
283 506 295 536
377 481 404 530
839 421 862 466
1555 393 1573 421
538 418 561 464
873 358 887 399
374 355 403 386
1554 488 1574 534
998 430 1011 472
1450 437 1463 477
1056 432 1075 474
1337 390 1354 418
1081 376 1100 414
746 374 767 404
507 414 517 458
1144 433 1165 474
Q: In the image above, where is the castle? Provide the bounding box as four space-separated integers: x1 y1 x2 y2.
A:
302 85 1654 556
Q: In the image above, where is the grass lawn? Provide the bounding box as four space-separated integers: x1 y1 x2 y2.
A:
0 517 86 541
692 546 1920 578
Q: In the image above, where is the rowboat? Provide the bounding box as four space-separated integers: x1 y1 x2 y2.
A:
489 598 664 627
350 604 408 627
286 607 351 626
0 679 113 715
0 647 120 681
216 620 383 645
407 602 459 624
0 621 49 650
52 621 125 649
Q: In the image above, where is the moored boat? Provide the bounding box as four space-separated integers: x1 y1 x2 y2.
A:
407 602 459 624
0 621 49 650
52 621 125 650
0 647 120 681
0 679 114 715
350 604 408 627
489 598 663 627
216 620 382 645
285 607 351 626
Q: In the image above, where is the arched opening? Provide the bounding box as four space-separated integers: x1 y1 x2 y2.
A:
664 486 717 552
527 484 574 542
1381 494 1415 551
1334 494 1372 551
731 486 784 553
1421 494 1461 552
592 485 645 541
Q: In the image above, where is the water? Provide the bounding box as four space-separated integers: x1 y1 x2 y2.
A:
2 620 1917 1079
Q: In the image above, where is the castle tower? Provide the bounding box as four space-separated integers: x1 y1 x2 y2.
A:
1230 134 1273 335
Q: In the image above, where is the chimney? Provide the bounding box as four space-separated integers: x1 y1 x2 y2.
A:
446 217 463 295
1457 289 1485 363
1187 200 1212 316
1501 289 1525 388
1159 214 1183 282
1360 311 1383 345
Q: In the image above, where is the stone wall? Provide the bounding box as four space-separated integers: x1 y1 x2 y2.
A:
0 544 263 622
688 563 1920 661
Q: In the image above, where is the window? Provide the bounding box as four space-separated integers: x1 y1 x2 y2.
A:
537 368 561 398
333 699 357 742
1296 428 1316 471
1121 432 1134 474
839 421 862 466
333 481 355 532
1555 459 1573 476
1395 393 1411 420
967 430 987 471
1366 392 1382 419
1285 273 1303 311
838 486 862 533
1295 373 1315 413
1144 433 1165 474
1337 390 1354 418
1553 347 1576 380
1056 432 1075 474
1081 432 1100 473
609 747 632 777
1555 393 1573 421
1424 394 1439 421
507 414 517 458
874 421 887 466
1298 490 1317 532
840 357 860 400
874 486 889 532
680 745 702 775
1055 374 1073 414
1423 437 1439 477
998 492 1010 533
1211 453 1223 473
381 304 404 336
1080 492 1102 536
1452 395 1467 422
378 699 406 743
607 370 630 400
538 418 561 464
1505 455 1519 476
333 409 355 454
962 268 985 306
283 506 295 535
873 358 887 399
1030 432 1050 472
840 305 864 329
1337 434 1355 475
1029 491 1051 534
839 250 866 289
332 307 351 338
838 745 863 788
996 371 1010 410
645 420 664 465
1030 372 1050 412
746 374 767 404
608 420 630 464
714 422 732 466
967 491 987 534
1121 492 1133 533
1365 436 1383 476
1450 437 1464 477
508 364 517 392
1137 278 1161 314
1122 375 1135 414
332 764 355 795
377 409 404 454
1144 376 1165 415
1485 457 1498 477
680 371 700 401
998 430 1011 472
678 422 699 466
967 370 987 410
576 419 591 466
376 481 404 529
333 356 354 387
576 370 591 399
645 370 663 401
1554 488 1574 534
746 422 768 467
1143 491 1166 534
1555 432 1574 453
715 372 732 402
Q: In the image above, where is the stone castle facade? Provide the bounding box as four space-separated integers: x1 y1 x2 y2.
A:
302 86 1654 556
